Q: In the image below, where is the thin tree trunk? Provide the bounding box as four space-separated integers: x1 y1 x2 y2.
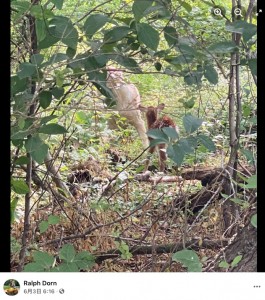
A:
223 0 243 233
17 0 39 272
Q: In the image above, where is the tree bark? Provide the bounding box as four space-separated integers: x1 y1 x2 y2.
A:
209 220 257 272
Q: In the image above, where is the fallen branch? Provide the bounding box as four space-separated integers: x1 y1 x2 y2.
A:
134 171 183 183
95 238 229 263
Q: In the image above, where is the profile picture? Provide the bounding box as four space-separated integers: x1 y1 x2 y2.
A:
3 279 20 296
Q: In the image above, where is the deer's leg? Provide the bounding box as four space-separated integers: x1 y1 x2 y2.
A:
144 145 155 171
127 112 149 148
158 144 167 172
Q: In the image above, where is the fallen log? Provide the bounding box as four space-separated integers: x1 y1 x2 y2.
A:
95 238 229 263
134 171 183 183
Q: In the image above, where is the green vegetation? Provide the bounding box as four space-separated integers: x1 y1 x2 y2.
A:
11 0 257 272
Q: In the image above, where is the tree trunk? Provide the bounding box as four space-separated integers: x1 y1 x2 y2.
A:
211 220 257 272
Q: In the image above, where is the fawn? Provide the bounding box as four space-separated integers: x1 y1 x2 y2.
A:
139 103 179 172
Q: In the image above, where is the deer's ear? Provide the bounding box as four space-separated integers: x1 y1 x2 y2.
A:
157 103 165 111
138 105 148 112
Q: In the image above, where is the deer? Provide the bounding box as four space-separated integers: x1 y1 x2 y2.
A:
106 68 149 148
139 103 179 172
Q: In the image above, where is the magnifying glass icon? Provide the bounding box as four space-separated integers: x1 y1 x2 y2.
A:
214 8 223 16
234 8 243 17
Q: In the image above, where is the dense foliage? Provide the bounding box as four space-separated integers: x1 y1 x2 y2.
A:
11 0 257 272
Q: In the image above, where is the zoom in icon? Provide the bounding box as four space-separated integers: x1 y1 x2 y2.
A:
211 6 226 18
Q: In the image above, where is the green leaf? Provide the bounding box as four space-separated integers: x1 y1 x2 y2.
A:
162 127 179 140
75 251 95 270
132 0 154 21
25 136 49 164
154 49 170 58
248 59 257 76
229 198 249 209
231 255 242 267
48 215 60 225
183 115 203 134
147 5 171 20
75 111 88 124
137 23 159 51
29 5 43 19
121 252 133 260
183 98 195 109
172 249 202 272
11 76 27 95
39 91 53 109
23 262 45 272
186 136 198 148
83 55 107 71
51 0 64 10
244 174 257 189
208 41 237 54
14 156 30 165
66 47 76 59
184 72 202 85
197 135 216 151
93 81 114 99
36 19 47 43
17 63 38 79
164 26 178 47
175 15 191 27
57 262 79 272
38 21 60 49
55 70 65 87
11 1 31 21
33 251 54 268
225 21 256 42
104 26 131 43
84 14 109 39
178 138 196 154
146 128 169 142
40 115 58 125
41 53 69 68
11 129 30 140
11 179 30 194
38 124 68 135
39 221 49 234
31 54 44 66
219 261 230 269
240 148 255 165
87 70 114 99
149 138 167 147
52 16 78 49
165 55 193 65
51 87 64 99
242 104 251 117
59 244 76 262
204 65 218 85
179 0 192 12
11 197 19 223
106 54 141 72
251 214 257 228
178 44 197 56
11 1 30 10
154 62 162 71
167 143 185 166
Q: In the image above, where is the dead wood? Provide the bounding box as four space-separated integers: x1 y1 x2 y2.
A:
95 238 228 264
134 171 183 183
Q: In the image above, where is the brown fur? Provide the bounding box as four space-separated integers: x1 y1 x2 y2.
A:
139 104 179 172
